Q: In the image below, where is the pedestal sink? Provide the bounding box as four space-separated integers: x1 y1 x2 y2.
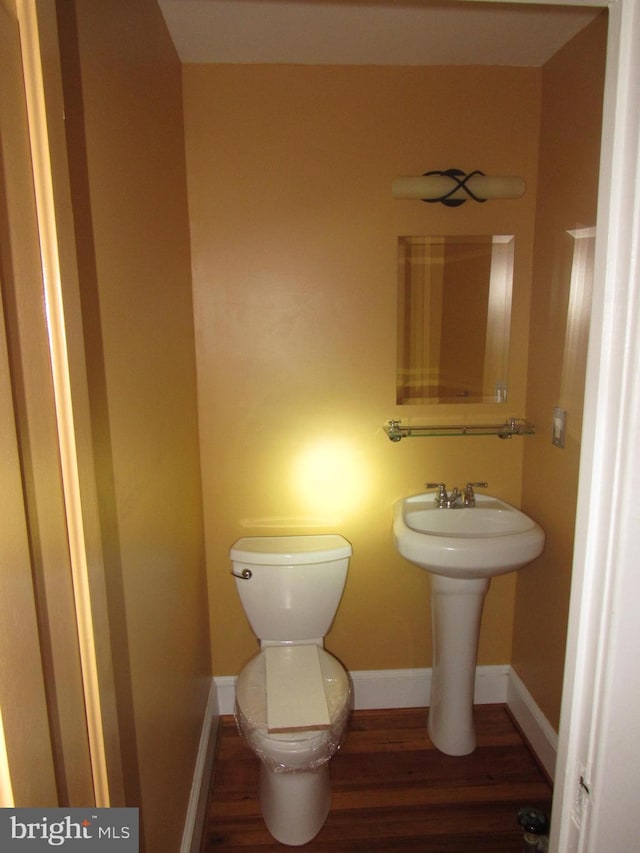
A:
393 492 545 755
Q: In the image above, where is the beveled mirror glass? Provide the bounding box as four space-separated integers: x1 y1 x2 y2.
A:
397 234 514 404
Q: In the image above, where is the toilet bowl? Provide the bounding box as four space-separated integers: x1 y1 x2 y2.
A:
230 534 352 846
235 645 351 845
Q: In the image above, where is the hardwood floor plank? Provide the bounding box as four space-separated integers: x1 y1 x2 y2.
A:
201 706 552 851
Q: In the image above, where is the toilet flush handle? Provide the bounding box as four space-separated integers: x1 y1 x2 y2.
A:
231 568 253 580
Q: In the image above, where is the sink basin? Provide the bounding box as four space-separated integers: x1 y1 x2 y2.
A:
393 493 545 579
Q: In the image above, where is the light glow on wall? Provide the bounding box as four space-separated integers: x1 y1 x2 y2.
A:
292 437 371 521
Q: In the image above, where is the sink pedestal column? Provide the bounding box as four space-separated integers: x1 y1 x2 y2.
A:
427 574 490 755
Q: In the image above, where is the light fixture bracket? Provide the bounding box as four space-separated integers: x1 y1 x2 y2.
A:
422 168 487 206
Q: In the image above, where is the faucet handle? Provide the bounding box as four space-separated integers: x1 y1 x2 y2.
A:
464 482 488 506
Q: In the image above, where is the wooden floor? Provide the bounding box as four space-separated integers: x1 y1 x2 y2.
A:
200 706 552 851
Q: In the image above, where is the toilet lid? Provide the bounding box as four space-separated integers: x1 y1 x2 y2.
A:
235 646 350 744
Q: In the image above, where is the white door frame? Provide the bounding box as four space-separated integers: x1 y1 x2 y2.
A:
13 0 125 806
528 0 640 849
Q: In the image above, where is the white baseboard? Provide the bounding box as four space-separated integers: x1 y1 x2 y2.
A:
507 667 558 780
180 680 220 853
213 663 556 779
215 675 237 716
348 664 510 709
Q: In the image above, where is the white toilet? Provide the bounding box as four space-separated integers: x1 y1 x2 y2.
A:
230 534 353 846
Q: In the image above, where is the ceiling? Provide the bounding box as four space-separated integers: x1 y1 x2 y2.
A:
158 0 603 67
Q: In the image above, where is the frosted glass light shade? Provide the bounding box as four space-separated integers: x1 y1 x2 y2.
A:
392 173 526 202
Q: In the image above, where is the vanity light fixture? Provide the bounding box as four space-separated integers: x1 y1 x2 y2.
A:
392 169 526 207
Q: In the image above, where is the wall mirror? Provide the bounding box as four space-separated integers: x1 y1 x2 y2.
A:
397 234 514 404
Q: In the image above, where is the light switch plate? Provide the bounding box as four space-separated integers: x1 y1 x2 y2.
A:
553 407 567 448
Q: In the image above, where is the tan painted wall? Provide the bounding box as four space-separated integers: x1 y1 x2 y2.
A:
57 0 210 848
515 13 608 729
183 64 541 676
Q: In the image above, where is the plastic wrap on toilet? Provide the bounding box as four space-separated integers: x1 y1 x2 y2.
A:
234 651 352 773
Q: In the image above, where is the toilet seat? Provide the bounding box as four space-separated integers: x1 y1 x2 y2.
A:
235 647 351 772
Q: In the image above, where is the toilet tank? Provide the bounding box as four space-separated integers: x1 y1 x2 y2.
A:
230 535 352 643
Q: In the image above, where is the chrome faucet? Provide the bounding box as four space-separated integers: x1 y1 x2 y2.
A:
447 487 463 507
426 481 488 508
425 482 462 508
